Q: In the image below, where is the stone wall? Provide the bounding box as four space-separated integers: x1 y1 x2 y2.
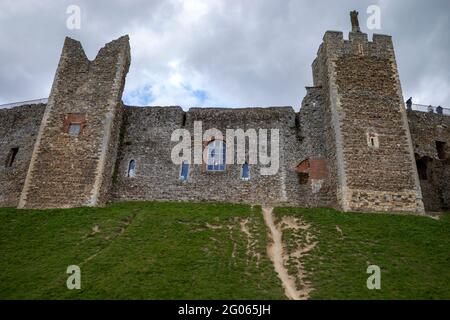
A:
112 106 311 206
312 31 424 213
2 102 448 212
17 36 130 209
408 111 450 211
294 86 337 208
0 104 45 207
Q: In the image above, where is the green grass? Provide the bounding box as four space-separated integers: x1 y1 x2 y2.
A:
0 202 284 299
274 207 450 300
1 202 449 299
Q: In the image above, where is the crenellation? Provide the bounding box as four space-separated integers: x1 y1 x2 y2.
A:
348 31 368 43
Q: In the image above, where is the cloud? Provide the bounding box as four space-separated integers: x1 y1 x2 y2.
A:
0 0 449 109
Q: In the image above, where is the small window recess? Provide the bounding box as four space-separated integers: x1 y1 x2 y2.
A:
127 160 136 178
241 163 250 181
5 147 19 168
416 158 429 181
68 123 81 136
296 159 310 185
367 131 379 149
180 161 189 182
64 113 86 136
436 141 447 160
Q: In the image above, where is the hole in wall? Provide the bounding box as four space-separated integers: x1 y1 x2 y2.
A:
416 157 430 181
436 141 447 160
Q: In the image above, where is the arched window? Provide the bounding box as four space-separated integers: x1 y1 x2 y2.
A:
206 140 226 171
180 160 189 181
127 160 136 178
241 163 250 181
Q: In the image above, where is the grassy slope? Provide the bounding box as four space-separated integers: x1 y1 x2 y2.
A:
275 207 450 300
1 202 449 299
0 202 284 299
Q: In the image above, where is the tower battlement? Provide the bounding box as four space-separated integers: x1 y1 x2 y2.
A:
309 14 425 213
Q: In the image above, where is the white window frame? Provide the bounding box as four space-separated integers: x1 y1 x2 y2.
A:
241 163 250 181
180 160 190 181
127 159 136 178
206 140 226 172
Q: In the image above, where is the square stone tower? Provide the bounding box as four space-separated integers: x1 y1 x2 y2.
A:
312 24 424 213
18 36 130 209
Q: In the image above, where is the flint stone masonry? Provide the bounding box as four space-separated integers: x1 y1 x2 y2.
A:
312 31 425 213
408 111 450 211
0 26 448 213
17 36 130 209
0 104 45 207
113 106 302 206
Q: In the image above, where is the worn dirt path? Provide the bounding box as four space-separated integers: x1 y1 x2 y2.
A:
262 206 305 300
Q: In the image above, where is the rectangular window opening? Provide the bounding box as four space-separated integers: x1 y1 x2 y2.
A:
436 141 447 160
298 172 309 185
180 161 189 181
64 113 85 135
241 163 250 181
416 159 428 180
68 123 81 136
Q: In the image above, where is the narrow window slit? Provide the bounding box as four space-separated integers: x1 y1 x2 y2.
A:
5 147 19 168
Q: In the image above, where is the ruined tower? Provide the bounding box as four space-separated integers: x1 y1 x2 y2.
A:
311 13 425 213
18 36 131 209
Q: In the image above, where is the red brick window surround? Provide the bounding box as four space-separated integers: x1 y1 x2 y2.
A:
296 158 329 185
64 113 86 136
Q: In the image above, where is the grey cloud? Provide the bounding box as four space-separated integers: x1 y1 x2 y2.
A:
0 0 448 109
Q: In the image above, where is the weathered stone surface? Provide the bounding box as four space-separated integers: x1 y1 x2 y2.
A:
17 35 130 209
408 111 450 211
312 31 425 213
112 106 300 206
0 104 45 207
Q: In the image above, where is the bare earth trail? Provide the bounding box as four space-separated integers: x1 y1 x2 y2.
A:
262 206 313 300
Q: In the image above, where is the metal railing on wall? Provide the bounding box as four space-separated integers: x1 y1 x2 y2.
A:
0 98 48 109
406 103 450 116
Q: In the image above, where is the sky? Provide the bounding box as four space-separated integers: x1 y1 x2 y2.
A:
0 0 448 110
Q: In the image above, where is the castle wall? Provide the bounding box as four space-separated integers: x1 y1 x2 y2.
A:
17 36 130 209
294 86 337 208
112 106 311 206
0 104 45 207
313 31 424 213
408 111 450 211
2 102 447 212
312 41 348 213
